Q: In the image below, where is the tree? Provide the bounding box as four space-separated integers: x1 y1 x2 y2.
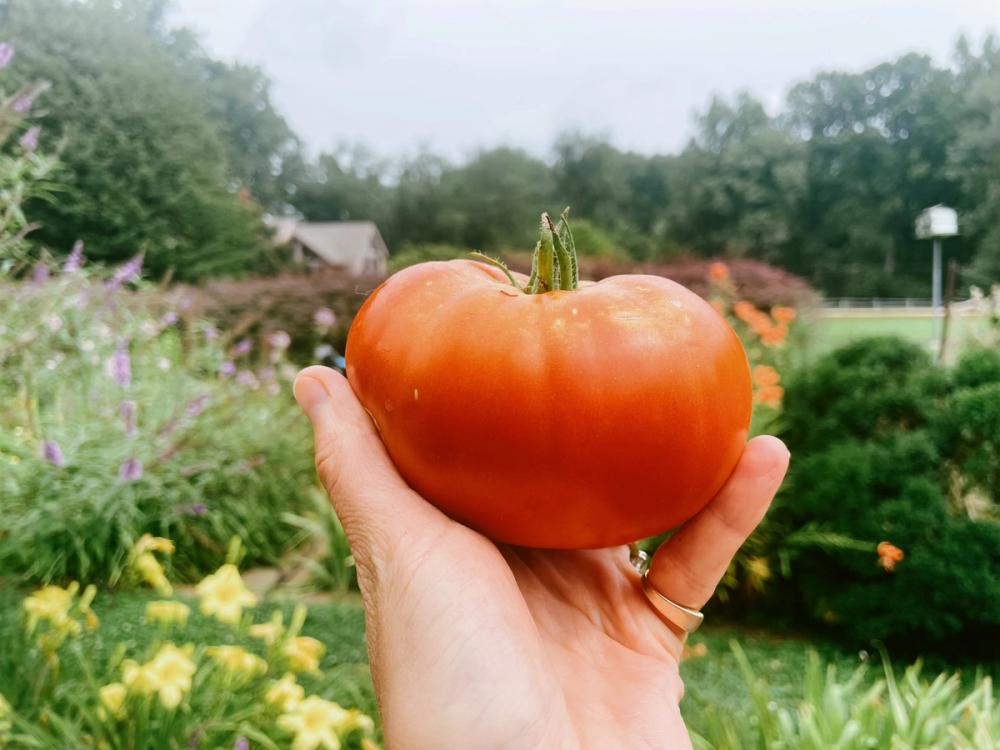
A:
951 35 1000 285
3 0 268 279
785 54 964 295
664 93 805 267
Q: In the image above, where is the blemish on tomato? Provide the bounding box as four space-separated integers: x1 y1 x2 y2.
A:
413 388 419 401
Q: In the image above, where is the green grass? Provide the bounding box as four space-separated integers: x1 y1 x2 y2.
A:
802 311 991 362
680 624 860 730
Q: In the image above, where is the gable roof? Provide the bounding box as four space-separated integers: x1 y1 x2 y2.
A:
290 221 386 266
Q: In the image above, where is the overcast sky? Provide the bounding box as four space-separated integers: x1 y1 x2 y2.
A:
170 0 1000 160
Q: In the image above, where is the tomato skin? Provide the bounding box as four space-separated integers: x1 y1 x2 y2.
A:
346 259 752 549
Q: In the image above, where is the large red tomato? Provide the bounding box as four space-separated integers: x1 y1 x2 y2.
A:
346 217 751 548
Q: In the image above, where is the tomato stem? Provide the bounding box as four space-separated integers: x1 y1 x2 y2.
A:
467 208 579 294
530 208 578 294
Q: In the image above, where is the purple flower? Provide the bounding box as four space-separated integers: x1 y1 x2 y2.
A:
231 338 252 357
118 457 143 482
219 361 236 379
0 43 14 69
177 502 208 517
235 370 258 388
42 440 66 468
184 394 210 418
233 737 249 750
314 307 337 330
63 241 84 274
120 400 138 437
11 92 34 114
159 311 178 328
106 253 144 290
268 330 291 350
108 340 132 388
31 262 50 284
19 125 40 153
203 324 219 341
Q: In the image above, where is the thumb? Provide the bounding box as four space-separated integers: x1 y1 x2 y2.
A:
293 366 450 568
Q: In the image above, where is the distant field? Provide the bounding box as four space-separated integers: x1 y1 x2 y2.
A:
801 309 991 363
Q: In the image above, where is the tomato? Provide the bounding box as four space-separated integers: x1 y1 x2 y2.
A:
345 215 752 548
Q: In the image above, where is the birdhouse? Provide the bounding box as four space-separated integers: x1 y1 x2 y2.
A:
915 205 958 239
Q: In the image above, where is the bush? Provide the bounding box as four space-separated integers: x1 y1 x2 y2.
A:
747 337 1000 654
177 269 384 367
0 258 316 585
690 643 999 749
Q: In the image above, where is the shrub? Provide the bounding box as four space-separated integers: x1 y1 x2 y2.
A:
0 257 316 585
0 537 379 749
745 336 1000 654
690 643 999 749
498 254 817 309
178 269 381 366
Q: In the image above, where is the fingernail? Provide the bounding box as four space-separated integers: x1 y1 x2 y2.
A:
293 376 329 419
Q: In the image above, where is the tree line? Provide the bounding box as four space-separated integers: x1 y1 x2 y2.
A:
4 0 1000 295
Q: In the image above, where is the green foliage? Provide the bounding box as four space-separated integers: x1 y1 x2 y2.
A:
282 488 358 596
2 0 270 279
690 643 999 749
0 261 316 585
755 337 1000 653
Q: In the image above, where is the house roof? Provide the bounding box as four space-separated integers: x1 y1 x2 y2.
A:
271 219 386 266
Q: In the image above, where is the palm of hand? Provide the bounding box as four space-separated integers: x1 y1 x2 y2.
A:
294 366 787 750
371 525 688 749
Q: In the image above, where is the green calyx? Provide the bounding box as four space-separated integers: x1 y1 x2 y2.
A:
469 208 579 294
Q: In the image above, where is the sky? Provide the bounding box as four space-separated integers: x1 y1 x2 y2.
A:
170 0 1000 161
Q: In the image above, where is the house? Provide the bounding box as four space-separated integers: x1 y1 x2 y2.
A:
271 218 389 276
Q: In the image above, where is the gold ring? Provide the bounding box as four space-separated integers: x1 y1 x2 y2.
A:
629 544 704 634
640 572 705 634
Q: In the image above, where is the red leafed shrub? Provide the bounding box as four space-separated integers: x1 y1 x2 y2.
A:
502 253 816 310
176 270 386 362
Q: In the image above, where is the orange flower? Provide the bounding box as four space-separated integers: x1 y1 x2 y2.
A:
752 365 780 387
771 305 797 324
877 541 904 572
733 301 757 321
754 384 784 407
760 323 788 347
709 262 730 283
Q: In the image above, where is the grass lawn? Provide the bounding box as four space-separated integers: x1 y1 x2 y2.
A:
802 310 991 362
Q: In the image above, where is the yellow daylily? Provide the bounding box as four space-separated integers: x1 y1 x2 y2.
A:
284 636 325 674
145 601 190 627
206 645 267 678
23 583 80 635
98 683 127 718
278 696 352 750
121 659 159 697
133 552 172 596
122 643 196 710
266 673 305 712
134 534 175 555
249 611 284 645
195 564 257 625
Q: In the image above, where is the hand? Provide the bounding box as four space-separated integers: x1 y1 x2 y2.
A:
294 366 789 750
